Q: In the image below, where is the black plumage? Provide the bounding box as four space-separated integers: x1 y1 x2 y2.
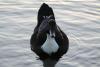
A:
30 3 69 67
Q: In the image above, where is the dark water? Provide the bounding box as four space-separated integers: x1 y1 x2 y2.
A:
0 0 100 67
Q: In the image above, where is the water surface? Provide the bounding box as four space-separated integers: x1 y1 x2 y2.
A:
0 0 100 67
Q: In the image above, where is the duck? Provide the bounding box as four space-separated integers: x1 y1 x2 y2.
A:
30 3 69 67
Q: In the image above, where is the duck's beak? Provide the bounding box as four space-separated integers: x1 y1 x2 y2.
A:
48 19 56 38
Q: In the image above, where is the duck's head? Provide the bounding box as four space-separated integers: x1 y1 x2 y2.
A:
37 3 56 38
37 3 55 27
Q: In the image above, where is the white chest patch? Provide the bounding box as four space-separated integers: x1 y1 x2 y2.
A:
41 34 59 55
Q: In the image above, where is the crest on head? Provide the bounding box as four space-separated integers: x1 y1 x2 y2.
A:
37 3 55 26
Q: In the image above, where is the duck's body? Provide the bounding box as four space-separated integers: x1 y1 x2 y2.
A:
30 3 69 67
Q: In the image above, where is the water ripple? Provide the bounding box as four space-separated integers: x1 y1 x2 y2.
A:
0 0 100 67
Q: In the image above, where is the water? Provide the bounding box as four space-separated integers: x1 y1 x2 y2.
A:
0 0 100 67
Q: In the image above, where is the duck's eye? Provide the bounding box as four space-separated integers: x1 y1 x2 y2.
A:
43 16 49 19
43 16 46 18
46 16 48 18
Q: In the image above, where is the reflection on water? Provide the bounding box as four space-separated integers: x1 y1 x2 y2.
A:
0 0 100 67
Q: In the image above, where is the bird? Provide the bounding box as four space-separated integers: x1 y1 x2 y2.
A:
30 3 69 67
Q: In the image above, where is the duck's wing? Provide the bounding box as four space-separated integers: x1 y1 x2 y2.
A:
54 26 69 58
